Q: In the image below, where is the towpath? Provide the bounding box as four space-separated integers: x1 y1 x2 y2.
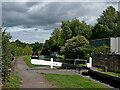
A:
15 56 53 88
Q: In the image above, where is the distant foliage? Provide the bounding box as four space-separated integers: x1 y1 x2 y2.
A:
23 45 33 55
30 42 43 52
11 40 33 56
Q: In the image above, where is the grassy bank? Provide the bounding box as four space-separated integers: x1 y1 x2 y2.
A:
98 68 120 77
42 73 106 88
24 56 49 68
5 72 22 88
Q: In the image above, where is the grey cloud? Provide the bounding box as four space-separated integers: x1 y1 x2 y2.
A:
3 2 118 43
2 2 118 29
25 2 39 7
3 2 28 12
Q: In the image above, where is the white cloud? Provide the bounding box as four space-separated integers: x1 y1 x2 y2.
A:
6 25 53 43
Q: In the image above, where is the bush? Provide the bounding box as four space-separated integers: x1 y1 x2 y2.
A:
60 35 89 59
79 45 95 59
79 45 110 59
94 45 110 54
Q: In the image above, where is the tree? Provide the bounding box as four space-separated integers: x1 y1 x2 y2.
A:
51 28 61 46
31 42 43 52
12 40 27 48
24 45 33 55
92 24 112 39
92 6 119 39
69 19 92 40
115 11 120 37
61 26 72 45
2 28 12 84
60 35 89 59
41 40 53 55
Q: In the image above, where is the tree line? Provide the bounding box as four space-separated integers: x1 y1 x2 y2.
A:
41 6 120 58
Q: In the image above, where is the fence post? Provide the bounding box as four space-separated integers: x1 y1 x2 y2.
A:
104 66 108 72
89 57 92 67
51 58 53 69
87 57 92 68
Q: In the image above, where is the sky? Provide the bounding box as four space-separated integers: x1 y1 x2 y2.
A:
2 1 118 44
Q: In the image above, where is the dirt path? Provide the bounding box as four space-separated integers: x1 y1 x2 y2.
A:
15 56 53 88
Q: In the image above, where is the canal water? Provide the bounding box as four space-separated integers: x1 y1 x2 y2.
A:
39 55 75 64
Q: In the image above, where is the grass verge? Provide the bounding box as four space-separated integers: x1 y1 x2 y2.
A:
41 73 106 88
24 55 49 68
5 72 22 88
98 68 120 77
15 56 21 59
79 64 86 66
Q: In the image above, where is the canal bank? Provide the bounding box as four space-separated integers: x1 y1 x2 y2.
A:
28 55 120 88
88 70 120 89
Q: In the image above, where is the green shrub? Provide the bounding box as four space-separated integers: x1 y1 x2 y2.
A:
60 35 89 59
79 45 110 59
94 45 110 54
79 45 95 59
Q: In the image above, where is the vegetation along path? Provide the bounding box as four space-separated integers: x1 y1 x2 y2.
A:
14 56 53 88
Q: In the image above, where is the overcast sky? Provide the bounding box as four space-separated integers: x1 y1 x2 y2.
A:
2 1 118 43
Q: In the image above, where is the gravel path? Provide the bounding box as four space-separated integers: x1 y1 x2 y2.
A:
15 56 53 88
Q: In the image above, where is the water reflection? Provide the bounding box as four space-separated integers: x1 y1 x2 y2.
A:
39 55 75 64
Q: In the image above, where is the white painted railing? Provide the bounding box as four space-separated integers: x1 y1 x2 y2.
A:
31 57 92 69
87 57 92 68
31 58 62 68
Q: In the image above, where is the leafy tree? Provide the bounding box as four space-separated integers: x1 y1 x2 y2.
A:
11 40 27 48
2 28 12 84
51 28 61 46
61 26 72 45
79 45 110 59
92 6 119 39
11 41 33 56
92 24 112 39
115 11 120 37
79 45 95 59
41 40 53 55
60 35 89 59
70 19 92 40
94 45 110 54
31 42 43 52
24 45 33 55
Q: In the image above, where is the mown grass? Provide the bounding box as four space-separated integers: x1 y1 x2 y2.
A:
24 55 49 68
98 68 120 77
79 64 86 66
5 72 22 88
42 73 106 88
